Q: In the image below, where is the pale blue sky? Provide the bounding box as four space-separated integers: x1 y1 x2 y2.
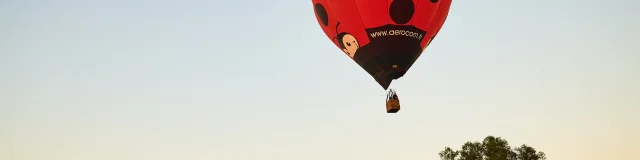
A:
1 0 639 160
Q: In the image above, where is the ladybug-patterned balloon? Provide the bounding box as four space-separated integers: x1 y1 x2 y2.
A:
312 0 452 90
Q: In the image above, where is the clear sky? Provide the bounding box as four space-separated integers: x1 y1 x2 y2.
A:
1 0 639 160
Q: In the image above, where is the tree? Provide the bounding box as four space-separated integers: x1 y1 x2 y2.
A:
514 144 546 160
438 136 546 160
458 142 483 160
438 147 459 160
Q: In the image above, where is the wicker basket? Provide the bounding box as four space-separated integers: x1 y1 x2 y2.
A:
386 99 400 113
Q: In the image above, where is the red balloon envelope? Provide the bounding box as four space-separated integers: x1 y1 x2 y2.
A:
312 0 452 90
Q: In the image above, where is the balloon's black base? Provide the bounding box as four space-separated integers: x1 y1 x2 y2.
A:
352 25 424 90
374 69 404 90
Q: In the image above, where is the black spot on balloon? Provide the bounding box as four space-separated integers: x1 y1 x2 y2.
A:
314 3 329 27
430 0 439 3
389 0 415 24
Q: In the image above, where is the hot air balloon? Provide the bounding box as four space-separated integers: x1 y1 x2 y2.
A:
312 0 452 113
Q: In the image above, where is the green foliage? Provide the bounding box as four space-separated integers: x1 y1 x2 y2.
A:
438 147 459 160
438 136 546 160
